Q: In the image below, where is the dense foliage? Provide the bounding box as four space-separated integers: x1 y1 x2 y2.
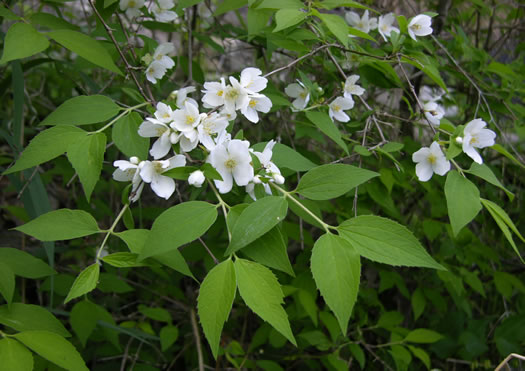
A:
1 0 524 370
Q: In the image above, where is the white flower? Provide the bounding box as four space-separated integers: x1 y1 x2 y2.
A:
151 0 178 22
461 118 496 164
252 140 283 182
138 118 178 159
171 101 205 152
344 75 365 98
224 77 249 113
188 170 206 187
152 42 175 69
202 78 227 108
197 112 229 150
408 14 433 41
345 10 377 34
419 85 445 103
412 141 450 181
208 139 254 193
240 94 272 123
153 102 175 123
120 0 145 18
139 155 186 199
145 60 167 84
378 13 399 42
240 67 268 93
112 156 144 202
285 81 310 110
329 96 354 122
423 101 444 127
171 86 198 108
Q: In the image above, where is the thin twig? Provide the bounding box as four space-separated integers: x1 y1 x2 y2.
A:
263 44 334 78
87 0 155 105
16 166 39 199
396 54 437 135
190 309 205 371
199 237 219 264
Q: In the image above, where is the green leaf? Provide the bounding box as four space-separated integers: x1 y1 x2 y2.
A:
491 143 525 169
47 30 122 75
411 288 426 321
0 23 49 64
348 27 376 42
481 198 524 263
247 8 273 35
408 345 431 369
0 303 71 337
465 163 514 200
14 209 99 241
162 166 199 180
338 216 445 270
0 262 15 307
226 196 288 255
273 9 307 32
102 252 150 268
257 0 303 9
198 259 237 359
0 6 22 20
30 12 80 31
3 125 86 175
310 234 360 334
160 326 179 351
70 301 98 347
14 331 89 371
67 133 106 201
70 301 120 349
64 264 100 304
0 338 33 371
234 258 296 345
305 111 349 154
139 201 218 260
444 171 482 236
112 112 149 160
242 227 295 276
139 305 172 323
252 142 317 171
404 329 443 343
296 164 379 200
317 13 348 47
0 247 55 278
215 0 247 16
40 95 120 126
318 0 374 11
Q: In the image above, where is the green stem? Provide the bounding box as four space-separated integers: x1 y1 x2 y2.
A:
208 180 232 242
451 159 466 177
270 183 334 234
96 203 129 262
92 102 150 134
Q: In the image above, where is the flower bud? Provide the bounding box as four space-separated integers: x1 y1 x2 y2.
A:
130 156 139 164
188 170 205 187
252 175 262 184
455 136 463 144
272 173 285 184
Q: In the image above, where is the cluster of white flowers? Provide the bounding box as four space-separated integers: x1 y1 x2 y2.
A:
150 0 178 23
346 10 433 42
413 119 496 181
201 68 272 123
144 43 176 84
120 0 178 22
113 67 282 200
328 75 366 123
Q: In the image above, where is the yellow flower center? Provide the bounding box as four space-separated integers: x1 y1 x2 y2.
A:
249 99 257 108
185 115 195 125
153 162 164 172
129 0 136 7
156 127 167 136
333 104 341 112
413 24 421 30
428 154 437 165
217 90 224 97
299 92 307 99
225 158 237 169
